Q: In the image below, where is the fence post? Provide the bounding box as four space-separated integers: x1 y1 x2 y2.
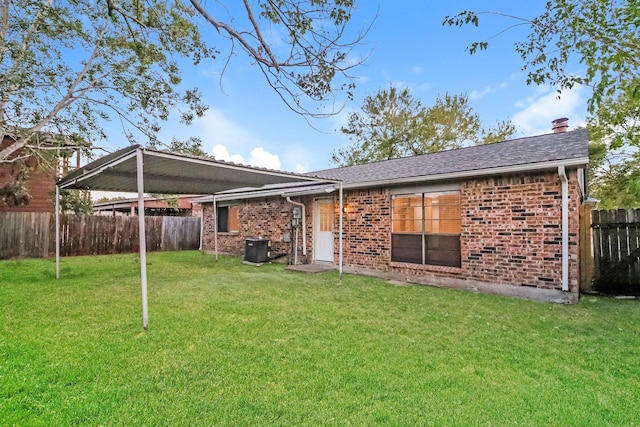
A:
579 204 594 292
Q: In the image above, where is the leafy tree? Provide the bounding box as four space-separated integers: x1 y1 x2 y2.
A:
588 140 640 209
588 91 640 207
443 1 640 119
444 0 640 207
1 0 212 163
1 0 365 202
60 189 93 215
331 87 516 166
188 0 366 116
95 196 127 203
149 136 208 158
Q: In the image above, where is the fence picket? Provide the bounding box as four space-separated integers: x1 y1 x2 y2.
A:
592 208 640 295
0 213 200 259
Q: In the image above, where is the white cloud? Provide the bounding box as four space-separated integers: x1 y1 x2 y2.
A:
411 66 424 75
195 108 265 152
211 144 282 170
514 85 554 108
249 147 282 170
469 85 495 100
211 144 245 164
511 85 587 135
470 80 511 100
418 82 432 91
294 162 309 173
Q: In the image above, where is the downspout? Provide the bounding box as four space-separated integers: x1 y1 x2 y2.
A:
558 165 569 292
285 197 306 256
198 202 204 251
339 181 343 280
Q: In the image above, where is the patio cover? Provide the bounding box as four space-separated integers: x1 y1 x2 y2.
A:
56 145 343 329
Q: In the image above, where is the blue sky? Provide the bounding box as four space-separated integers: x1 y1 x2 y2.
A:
109 1 589 175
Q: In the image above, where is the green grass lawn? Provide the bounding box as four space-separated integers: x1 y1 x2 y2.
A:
1 251 639 426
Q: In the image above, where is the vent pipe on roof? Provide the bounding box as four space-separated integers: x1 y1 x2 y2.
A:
552 117 569 133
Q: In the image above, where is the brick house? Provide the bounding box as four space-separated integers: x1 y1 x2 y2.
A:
1 134 81 213
197 126 589 303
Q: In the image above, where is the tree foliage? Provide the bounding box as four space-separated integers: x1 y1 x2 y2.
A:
1 0 213 165
1 0 365 203
444 1 640 118
588 91 640 207
60 189 93 215
588 140 640 209
444 0 640 208
331 87 516 166
189 0 366 116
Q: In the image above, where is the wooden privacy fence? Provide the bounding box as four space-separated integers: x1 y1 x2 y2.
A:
0 212 201 259
592 209 640 295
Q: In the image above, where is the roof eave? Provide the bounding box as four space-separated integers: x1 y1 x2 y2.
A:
193 183 339 203
337 157 590 190
194 157 589 202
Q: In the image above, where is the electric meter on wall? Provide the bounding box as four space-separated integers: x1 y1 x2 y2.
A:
292 207 302 219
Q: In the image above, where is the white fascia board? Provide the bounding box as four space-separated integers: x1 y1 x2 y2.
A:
194 183 339 203
58 150 138 189
340 157 590 190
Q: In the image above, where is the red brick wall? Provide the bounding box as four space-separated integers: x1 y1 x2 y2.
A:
0 162 56 213
341 188 391 268
1 136 58 213
201 169 582 295
202 197 310 262
460 171 580 292
340 170 581 293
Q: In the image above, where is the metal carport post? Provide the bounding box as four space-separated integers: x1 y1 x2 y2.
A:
55 144 339 330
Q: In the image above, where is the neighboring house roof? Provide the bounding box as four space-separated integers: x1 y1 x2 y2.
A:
93 194 201 211
311 129 589 188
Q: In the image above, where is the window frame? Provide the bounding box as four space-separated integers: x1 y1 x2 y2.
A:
391 190 461 268
216 205 239 233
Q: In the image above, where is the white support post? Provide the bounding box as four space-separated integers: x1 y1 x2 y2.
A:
55 185 60 279
137 148 149 330
339 182 343 279
213 195 218 261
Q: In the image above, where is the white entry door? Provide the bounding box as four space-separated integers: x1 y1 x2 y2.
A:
314 198 334 263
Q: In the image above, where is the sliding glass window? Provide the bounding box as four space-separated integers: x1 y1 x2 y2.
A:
391 191 461 267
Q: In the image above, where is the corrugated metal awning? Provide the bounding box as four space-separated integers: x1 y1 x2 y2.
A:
58 145 331 193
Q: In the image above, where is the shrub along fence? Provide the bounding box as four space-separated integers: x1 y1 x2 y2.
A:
0 212 201 259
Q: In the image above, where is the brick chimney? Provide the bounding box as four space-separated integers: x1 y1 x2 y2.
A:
552 117 569 133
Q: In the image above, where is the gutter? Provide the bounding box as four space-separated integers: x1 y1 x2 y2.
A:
558 165 569 292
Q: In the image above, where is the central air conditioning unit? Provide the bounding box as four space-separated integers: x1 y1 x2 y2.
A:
244 238 271 263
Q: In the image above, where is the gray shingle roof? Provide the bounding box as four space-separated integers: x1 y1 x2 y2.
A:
310 129 589 185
